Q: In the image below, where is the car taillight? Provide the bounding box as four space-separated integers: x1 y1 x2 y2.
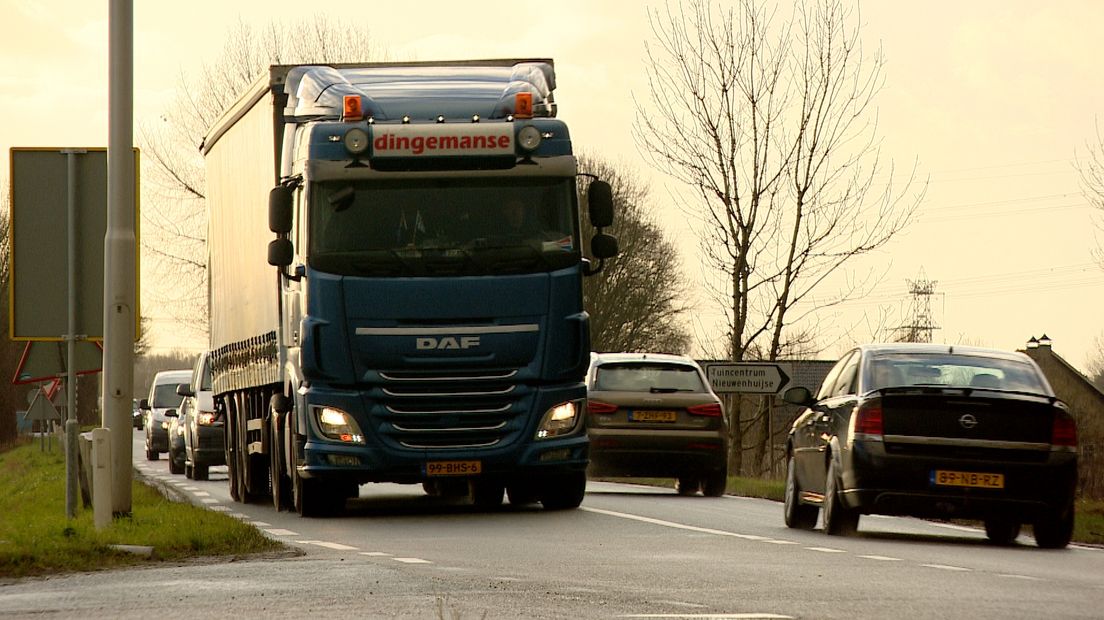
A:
1052 412 1078 449
197 412 218 426
853 399 883 440
587 400 618 414
687 403 722 417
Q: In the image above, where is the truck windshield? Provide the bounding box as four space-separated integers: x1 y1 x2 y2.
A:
309 178 579 277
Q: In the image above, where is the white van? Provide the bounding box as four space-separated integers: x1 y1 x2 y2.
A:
140 369 191 460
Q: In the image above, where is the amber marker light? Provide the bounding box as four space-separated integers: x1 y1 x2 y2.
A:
515 92 533 119
342 95 363 121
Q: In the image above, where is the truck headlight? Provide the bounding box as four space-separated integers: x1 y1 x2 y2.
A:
315 406 365 444
536 400 582 440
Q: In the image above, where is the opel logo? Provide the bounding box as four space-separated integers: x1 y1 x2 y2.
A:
958 414 979 429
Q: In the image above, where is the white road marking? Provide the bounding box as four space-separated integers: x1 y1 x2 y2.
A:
618 608 790 613
263 529 299 536
181 486 199 491
762 540 799 545
207 505 231 512
393 557 432 564
360 552 393 557
998 574 1043 581
581 507 773 540
199 498 219 504
191 491 211 497
920 564 970 572
250 521 271 527
805 547 847 553
858 555 903 561
311 541 359 551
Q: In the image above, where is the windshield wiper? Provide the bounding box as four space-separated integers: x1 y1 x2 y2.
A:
649 387 692 393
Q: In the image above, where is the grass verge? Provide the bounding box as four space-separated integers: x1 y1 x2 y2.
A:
0 439 286 579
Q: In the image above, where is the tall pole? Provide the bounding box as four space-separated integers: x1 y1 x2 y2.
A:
105 0 136 515
63 149 84 519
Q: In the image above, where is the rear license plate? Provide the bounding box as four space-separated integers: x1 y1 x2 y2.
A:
629 410 678 423
931 470 1004 489
425 460 482 477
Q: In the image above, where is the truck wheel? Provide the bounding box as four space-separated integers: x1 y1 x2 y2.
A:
541 472 586 510
226 432 240 502
293 470 342 517
506 482 539 506
823 458 859 536
270 412 292 511
783 455 819 530
471 479 504 508
193 464 209 481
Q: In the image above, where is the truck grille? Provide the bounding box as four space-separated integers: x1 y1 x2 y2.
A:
375 368 524 450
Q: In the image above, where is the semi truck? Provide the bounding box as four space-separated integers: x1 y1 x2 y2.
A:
200 59 617 516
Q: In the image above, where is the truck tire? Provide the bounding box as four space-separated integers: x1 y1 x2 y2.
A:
506 482 539 506
471 479 504 508
226 427 241 502
540 472 586 510
293 470 343 517
270 411 292 511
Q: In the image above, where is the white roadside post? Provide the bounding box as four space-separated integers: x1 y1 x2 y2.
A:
91 427 113 530
104 0 136 515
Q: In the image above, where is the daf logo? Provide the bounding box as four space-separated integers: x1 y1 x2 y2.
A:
416 336 481 350
958 414 979 429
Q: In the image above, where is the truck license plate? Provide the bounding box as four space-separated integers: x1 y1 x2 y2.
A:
425 460 482 477
931 470 1004 489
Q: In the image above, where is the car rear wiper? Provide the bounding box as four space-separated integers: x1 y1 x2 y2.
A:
649 387 692 393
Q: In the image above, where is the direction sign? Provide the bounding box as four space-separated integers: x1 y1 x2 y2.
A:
705 362 793 394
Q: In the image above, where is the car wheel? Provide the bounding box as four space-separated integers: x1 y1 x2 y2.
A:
1034 505 1074 549
184 462 194 479
193 464 209 481
784 455 819 530
701 470 728 497
169 452 184 475
984 517 1021 546
145 447 158 461
823 458 859 536
675 476 700 496
541 472 587 510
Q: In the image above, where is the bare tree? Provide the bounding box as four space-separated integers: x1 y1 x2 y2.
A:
578 154 692 354
637 0 923 366
140 17 386 343
1077 120 1104 267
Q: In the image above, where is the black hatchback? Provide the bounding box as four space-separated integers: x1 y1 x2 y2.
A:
782 343 1078 548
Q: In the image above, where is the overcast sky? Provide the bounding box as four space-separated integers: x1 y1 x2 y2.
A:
3 0 1103 369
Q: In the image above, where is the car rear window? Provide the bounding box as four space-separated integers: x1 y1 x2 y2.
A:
866 353 1046 393
594 363 706 393
151 381 183 408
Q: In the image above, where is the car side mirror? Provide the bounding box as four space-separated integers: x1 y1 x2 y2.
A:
164 409 178 417
587 180 614 228
139 398 150 410
176 383 195 398
782 386 814 407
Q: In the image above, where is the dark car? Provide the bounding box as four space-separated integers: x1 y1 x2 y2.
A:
174 352 224 481
132 399 143 429
167 406 187 475
782 343 1078 548
586 353 729 497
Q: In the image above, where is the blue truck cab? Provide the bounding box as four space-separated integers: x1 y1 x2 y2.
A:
201 60 617 516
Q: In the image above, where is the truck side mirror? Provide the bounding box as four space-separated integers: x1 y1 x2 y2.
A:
587 180 614 228
269 186 293 234
590 232 619 259
268 238 294 267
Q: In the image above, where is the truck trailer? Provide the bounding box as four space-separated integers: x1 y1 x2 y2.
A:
200 59 617 516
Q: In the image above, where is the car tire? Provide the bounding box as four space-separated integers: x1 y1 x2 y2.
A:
184 462 194 479
193 464 209 481
145 447 158 461
823 458 859 536
169 453 184 475
701 470 728 497
784 455 819 530
984 517 1021 546
541 472 586 510
675 476 700 496
1034 504 1074 549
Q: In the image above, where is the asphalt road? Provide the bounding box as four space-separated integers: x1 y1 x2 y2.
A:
1 429 1102 619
